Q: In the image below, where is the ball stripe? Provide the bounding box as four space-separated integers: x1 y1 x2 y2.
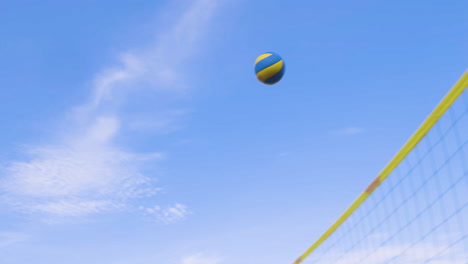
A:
254 53 282 73
255 53 272 64
256 60 284 82
263 64 285 85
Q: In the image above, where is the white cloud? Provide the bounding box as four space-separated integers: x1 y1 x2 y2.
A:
1 116 164 218
333 127 365 135
79 0 221 113
181 253 222 264
141 203 189 224
0 0 223 221
0 232 29 248
91 54 144 109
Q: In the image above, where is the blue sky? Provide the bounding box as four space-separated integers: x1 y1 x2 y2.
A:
0 1 467 263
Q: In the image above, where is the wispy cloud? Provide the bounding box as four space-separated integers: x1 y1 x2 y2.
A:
0 232 29 248
0 0 223 221
332 127 365 135
181 253 222 264
140 203 189 224
1 116 163 219
79 0 221 113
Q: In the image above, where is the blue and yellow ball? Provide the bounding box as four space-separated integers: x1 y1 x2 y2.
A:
254 52 285 85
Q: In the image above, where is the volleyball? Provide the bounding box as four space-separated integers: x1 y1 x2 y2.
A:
254 52 285 85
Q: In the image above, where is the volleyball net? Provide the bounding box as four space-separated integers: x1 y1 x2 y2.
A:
293 71 468 264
